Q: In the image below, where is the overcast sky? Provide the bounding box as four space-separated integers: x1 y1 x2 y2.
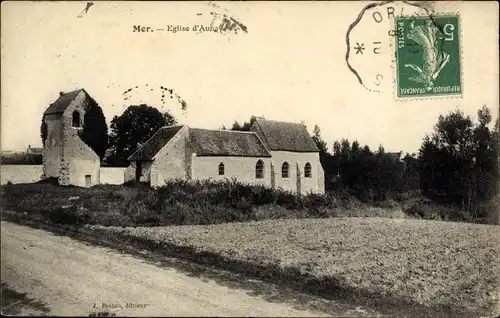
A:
1 1 498 153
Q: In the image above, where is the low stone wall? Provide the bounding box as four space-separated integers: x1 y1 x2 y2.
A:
1 165 126 185
99 167 126 185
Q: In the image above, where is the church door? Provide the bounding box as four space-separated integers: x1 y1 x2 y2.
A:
85 175 91 187
135 161 142 183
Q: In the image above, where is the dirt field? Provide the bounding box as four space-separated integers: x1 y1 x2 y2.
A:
94 217 500 316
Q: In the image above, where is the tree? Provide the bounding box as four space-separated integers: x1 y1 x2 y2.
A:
108 104 177 166
78 96 108 159
493 117 500 169
351 140 360 154
376 144 385 155
332 141 341 156
231 116 257 131
312 125 328 153
326 136 410 201
418 106 498 216
340 139 351 159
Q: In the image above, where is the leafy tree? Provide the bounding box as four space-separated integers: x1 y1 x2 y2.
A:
340 139 351 156
78 96 108 159
325 137 411 201
312 125 328 153
362 145 371 155
376 144 385 155
351 140 360 157
418 106 498 216
108 104 177 166
332 141 341 156
231 116 257 131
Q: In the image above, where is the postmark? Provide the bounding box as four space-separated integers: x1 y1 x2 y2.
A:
395 15 461 98
346 1 463 100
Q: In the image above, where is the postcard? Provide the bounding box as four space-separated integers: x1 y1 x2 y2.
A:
1 1 499 317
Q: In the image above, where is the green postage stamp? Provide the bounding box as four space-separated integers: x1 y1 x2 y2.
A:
395 15 462 98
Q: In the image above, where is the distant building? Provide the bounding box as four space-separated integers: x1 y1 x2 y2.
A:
26 145 44 155
125 118 325 194
42 89 100 187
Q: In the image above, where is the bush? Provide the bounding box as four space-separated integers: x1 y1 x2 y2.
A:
404 200 476 222
2 179 481 227
47 206 91 225
36 177 59 185
373 199 401 210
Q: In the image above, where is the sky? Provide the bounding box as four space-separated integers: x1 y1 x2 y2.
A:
1 1 499 154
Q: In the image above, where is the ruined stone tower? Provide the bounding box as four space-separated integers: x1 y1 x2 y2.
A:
42 89 100 187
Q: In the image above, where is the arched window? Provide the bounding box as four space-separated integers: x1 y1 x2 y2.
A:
255 160 264 179
218 162 225 175
282 162 289 178
72 111 81 128
304 162 312 178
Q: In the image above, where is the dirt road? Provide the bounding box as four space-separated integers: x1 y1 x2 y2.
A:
1 221 375 317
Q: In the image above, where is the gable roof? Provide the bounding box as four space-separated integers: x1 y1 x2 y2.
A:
128 126 272 161
189 129 271 157
251 118 319 152
44 89 86 115
128 125 184 161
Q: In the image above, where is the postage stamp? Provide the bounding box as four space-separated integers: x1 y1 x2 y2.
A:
345 1 464 100
395 15 462 98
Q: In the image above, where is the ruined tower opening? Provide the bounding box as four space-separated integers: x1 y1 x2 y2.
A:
72 111 81 128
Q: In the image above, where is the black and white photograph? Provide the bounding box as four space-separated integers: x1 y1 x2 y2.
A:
1 1 499 317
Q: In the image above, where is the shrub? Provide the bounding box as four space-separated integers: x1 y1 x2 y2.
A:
374 199 401 210
2 178 482 227
404 200 476 222
36 177 59 185
47 206 91 225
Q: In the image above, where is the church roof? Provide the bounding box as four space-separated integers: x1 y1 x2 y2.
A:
128 126 271 161
189 129 271 157
251 118 319 152
44 89 86 115
128 125 184 161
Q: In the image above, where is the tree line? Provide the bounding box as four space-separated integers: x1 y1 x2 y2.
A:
39 101 499 217
311 106 499 219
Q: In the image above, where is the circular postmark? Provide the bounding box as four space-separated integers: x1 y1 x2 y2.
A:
345 1 462 98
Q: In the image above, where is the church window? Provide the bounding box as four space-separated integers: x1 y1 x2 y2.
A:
218 162 225 175
72 111 81 127
282 162 289 178
304 162 312 178
255 160 264 179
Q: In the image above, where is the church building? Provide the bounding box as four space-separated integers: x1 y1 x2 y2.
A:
125 118 325 194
